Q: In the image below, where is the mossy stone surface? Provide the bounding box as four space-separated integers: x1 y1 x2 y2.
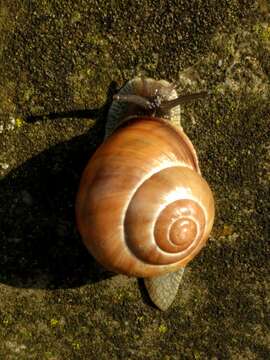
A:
0 1 269 359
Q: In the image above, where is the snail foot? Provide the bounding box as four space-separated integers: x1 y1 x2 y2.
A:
144 268 185 311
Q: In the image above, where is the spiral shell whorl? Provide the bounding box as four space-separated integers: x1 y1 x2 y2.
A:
125 166 211 267
76 117 214 278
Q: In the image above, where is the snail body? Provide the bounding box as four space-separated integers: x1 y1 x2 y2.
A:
76 77 215 310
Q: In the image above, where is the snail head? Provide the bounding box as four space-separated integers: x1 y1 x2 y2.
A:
113 87 208 118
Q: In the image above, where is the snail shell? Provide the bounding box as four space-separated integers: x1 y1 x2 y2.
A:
76 77 215 310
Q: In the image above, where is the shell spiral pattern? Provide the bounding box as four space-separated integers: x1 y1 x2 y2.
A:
76 117 215 277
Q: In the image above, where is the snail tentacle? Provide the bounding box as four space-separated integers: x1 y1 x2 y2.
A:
113 94 153 110
159 91 208 112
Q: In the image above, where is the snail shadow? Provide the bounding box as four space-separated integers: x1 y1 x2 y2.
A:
138 278 159 310
0 82 119 289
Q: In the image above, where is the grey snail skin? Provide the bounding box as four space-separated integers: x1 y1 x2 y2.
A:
76 77 215 311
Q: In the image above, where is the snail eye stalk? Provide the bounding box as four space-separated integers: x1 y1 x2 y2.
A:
113 94 153 110
113 91 208 116
159 91 208 112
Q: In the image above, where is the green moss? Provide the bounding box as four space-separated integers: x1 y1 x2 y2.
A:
158 324 168 334
253 23 270 43
0 1 269 359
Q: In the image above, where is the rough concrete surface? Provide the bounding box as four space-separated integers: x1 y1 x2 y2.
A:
0 1 269 359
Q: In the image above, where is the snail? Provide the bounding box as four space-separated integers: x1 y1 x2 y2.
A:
75 77 215 310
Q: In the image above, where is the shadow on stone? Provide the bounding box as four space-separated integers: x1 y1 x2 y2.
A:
0 81 119 289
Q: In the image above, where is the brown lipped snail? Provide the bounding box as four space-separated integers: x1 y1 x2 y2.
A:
76 77 215 310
